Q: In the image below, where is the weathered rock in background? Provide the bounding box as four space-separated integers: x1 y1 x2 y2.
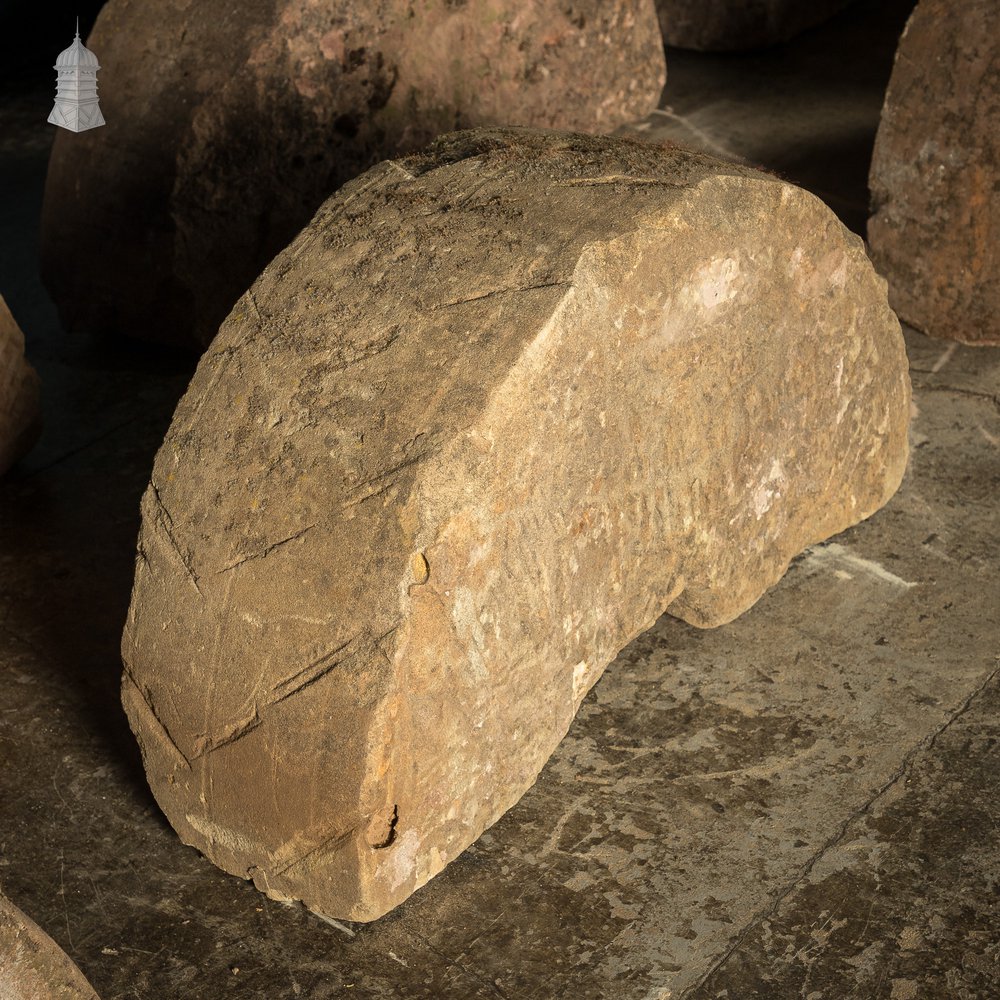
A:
0 294 40 475
654 0 852 51
0 894 100 999
40 0 665 350
868 0 999 346
122 128 910 921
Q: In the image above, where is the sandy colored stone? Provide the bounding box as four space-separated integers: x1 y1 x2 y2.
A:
39 0 665 351
654 0 852 51
868 0 1000 346
0 294 40 475
121 127 910 922
0 894 100 1000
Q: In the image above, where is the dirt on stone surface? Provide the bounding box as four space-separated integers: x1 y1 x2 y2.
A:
868 0 1000 347
121 126 909 923
39 0 665 352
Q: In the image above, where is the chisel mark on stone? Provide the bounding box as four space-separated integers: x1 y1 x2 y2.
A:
148 482 203 597
218 524 316 575
191 709 261 760
429 280 570 311
122 671 191 770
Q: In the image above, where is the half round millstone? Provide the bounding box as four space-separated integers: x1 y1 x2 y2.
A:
121 127 910 921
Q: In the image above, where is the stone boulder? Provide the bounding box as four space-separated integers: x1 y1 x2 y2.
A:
0 894 100 1000
0 295 40 475
868 0 999 346
40 0 665 350
654 0 852 51
121 127 910 921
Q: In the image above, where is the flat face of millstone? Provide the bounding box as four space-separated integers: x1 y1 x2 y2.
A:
370 175 909 916
868 0 1000 345
123 130 908 922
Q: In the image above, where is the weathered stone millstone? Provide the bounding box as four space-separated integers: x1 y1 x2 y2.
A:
122 127 910 921
0 294 40 476
0 894 100 1000
654 0 852 51
868 0 1000 346
40 0 665 350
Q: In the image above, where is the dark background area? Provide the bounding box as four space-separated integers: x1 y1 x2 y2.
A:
0 1 106 86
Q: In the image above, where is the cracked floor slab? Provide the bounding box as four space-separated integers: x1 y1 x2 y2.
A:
685 663 1000 999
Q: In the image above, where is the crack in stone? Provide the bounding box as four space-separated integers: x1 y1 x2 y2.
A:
273 825 361 878
217 524 316 575
368 803 399 850
554 175 688 188
149 482 204 597
122 669 192 770
343 451 433 507
191 625 398 760
680 657 1000 998
190 708 261 760
269 635 360 704
428 280 570 311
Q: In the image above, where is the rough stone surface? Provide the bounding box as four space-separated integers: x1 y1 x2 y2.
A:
0 293 40 475
868 0 1000 346
0 894 101 1000
39 0 665 351
654 0 853 51
120 127 910 922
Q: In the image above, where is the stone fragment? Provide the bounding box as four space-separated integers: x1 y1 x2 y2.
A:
121 128 910 921
654 0 852 51
0 894 100 1000
40 0 665 350
868 0 1000 346
0 294 41 475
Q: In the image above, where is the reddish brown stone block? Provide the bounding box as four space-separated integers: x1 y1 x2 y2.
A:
869 0 1000 346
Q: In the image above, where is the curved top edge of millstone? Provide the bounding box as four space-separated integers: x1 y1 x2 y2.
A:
392 124 759 183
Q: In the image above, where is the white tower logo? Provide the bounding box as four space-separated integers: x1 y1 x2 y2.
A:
48 18 106 133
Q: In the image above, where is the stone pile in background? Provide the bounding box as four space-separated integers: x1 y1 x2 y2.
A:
40 0 665 350
868 0 999 346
